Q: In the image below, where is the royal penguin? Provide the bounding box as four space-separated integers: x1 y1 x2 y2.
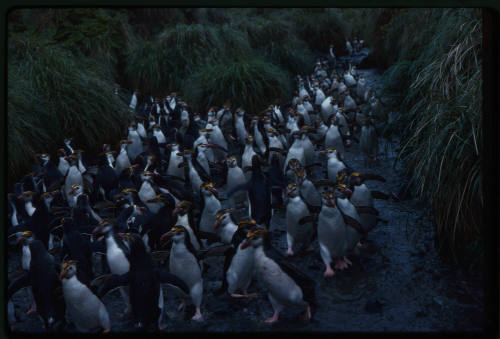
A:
166 143 185 180
324 119 345 155
360 118 379 166
284 184 315 256
356 74 367 101
8 237 66 331
98 233 189 331
217 220 257 298
343 69 357 88
320 148 347 184
138 171 163 214
294 166 322 214
206 118 228 161
64 154 83 206
242 135 257 181
162 226 204 321
240 227 315 323
59 260 110 333
251 116 267 156
213 209 239 244
115 140 132 176
57 148 70 177
234 108 248 146
92 219 131 316
321 97 337 124
317 187 363 277
127 123 144 162
284 132 306 173
172 201 202 251
199 182 222 237
225 156 250 222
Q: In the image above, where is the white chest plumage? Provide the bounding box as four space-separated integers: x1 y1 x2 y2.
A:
106 235 130 275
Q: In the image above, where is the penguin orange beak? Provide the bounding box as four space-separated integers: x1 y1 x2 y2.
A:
59 269 68 280
68 188 76 195
160 231 174 241
209 188 219 197
240 239 252 250
213 219 221 230
172 208 179 216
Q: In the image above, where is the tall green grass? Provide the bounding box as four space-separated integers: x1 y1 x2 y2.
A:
182 57 292 114
8 30 129 185
378 9 483 267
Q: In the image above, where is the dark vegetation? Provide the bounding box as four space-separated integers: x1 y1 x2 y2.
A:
7 8 482 268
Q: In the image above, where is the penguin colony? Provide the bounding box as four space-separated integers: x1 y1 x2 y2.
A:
7 41 391 332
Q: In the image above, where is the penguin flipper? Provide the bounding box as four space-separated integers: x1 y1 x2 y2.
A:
355 206 379 216
338 209 365 235
298 215 316 225
97 272 130 299
371 191 389 200
158 270 190 295
8 272 31 300
198 244 232 260
362 174 386 182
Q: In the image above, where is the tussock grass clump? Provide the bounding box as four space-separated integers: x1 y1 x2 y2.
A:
379 9 483 266
182 57 292 115
8 31 129 184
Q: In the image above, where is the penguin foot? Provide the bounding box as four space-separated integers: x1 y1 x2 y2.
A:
26 303 37 315
334 258 349 271
264 312 280 323
158 322 167 331
231 292 259 298
102 328 111 334
303 306 312 322
356 241 363 247
286 248 294 256
191 307 203 321
178 300 186 311
324 265 335 277
343 256 352 266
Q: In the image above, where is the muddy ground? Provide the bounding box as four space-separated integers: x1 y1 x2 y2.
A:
8 60 484 333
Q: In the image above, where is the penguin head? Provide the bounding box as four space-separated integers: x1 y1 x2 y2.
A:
16 230 35 246
225 156 238 168
67 183 84 197
59 260 78 280
92 219 115 240
349 172 363 186
172 200 193 217
19 190 36 202
201 182 218 198
161 225 187 243
41 190 59 207
245 134 254 144
57 148 67 158
287 158 301 172
240 226 268 249
65 154 79 166
214 208 233 230
321 189 337 207
334 183 352 200
294 167 306 184
35 153 50 164
286 184 300 198
140 170 155 182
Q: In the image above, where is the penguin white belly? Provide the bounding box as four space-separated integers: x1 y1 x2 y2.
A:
22 245 31 270
351 185 376 232
115 152 131 175
106 236 130 275
235 119 247 144
58 158 69 176
255 254 304 307
302 138 314 166
189 167 203 195
344 95 357 112
318 207 348 260
315 90 325 106
226 246 255 293
325 127 344 154
284 147 305 171
286 198 313 248
253 129 266 155
219 224 238 244
176 216 200 251
139 182 162 214
63 277 109 332
167 154 185 180
200 197 221 233
301 180 322 207
169 243 202 295
327 158 346 182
